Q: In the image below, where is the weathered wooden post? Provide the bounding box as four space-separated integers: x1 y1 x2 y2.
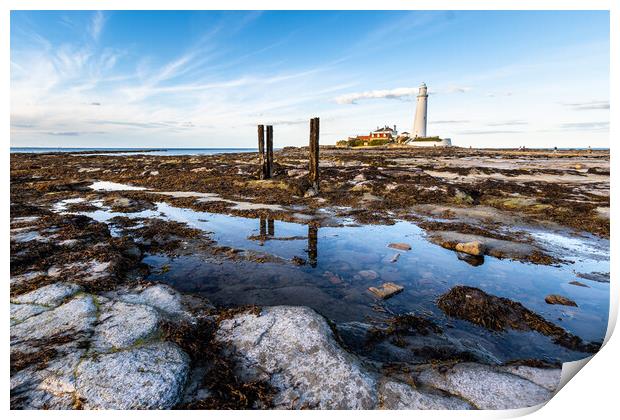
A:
308 117 320 192
307 224 318 267
257 125 265 179
266 125 274 179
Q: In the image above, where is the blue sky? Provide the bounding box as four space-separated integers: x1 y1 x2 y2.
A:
10 10 609 148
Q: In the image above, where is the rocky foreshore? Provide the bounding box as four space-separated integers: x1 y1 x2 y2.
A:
10 147 608 410
11 283 560 409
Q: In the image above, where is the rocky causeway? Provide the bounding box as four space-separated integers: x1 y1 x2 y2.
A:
10 146 609 409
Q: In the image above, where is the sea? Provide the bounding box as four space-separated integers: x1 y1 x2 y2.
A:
10 147 259 156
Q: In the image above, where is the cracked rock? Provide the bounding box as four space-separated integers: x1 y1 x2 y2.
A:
11 295 97 347
13 282 83 308
75 342 190 409
217 305 377 409
416 362 554 409
378 380 472 410
91 300 160 351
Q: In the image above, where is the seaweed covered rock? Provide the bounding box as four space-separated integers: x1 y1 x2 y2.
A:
437 286 598 353
545 294 578 307
216 306 377 409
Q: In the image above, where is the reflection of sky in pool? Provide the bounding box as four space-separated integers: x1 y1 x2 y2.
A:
54 196 610 364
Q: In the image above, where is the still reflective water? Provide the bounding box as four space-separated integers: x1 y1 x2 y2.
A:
54 194 610 364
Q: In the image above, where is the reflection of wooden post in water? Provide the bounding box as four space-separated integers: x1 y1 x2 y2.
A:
307 224 318 267
257 125 265 179
268 219 274 236
259 216 267 236
308 117 320 192
266 125 273 179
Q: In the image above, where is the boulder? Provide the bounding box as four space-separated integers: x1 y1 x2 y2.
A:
454 241 486 256
216 306 377 409
545 294 577 307
75 342 190 409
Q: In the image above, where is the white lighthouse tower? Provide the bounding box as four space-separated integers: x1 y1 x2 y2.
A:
413 82 428 138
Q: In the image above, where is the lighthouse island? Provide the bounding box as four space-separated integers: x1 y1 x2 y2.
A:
337 83 452 148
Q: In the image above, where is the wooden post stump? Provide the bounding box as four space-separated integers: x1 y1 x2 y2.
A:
257 125 265 179
266 125 273 179
308 117 320 192
308 224 318 267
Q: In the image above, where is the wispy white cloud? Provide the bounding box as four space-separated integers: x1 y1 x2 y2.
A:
560 121 608 131
89 11 105 41
334 85 471 104
486 120 528 126
563 100 609 110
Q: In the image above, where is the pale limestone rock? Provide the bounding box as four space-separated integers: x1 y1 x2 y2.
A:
10 351 85 409
11 295 97 345
416 363 552 409
497 365 561 392
114 284 188 318
378 380 472 410
91 301 160 351
75 343 190 409
217 306 377 409
13 282 82 308
10 303 49 325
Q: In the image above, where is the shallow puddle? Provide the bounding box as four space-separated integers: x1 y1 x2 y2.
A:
52 190 610 364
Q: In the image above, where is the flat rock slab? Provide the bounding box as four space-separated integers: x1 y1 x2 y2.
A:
112 284 190 318
217 306 377 409
378 380 472 410
497 365 561 392
10 303 49 325
11 351 86 409
76 342 190 409
388 243 411 251
545 294 578 307
11 295 97 346
416 363 553 409
368 282 404 299
13 282 82 308
91 301 160 351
